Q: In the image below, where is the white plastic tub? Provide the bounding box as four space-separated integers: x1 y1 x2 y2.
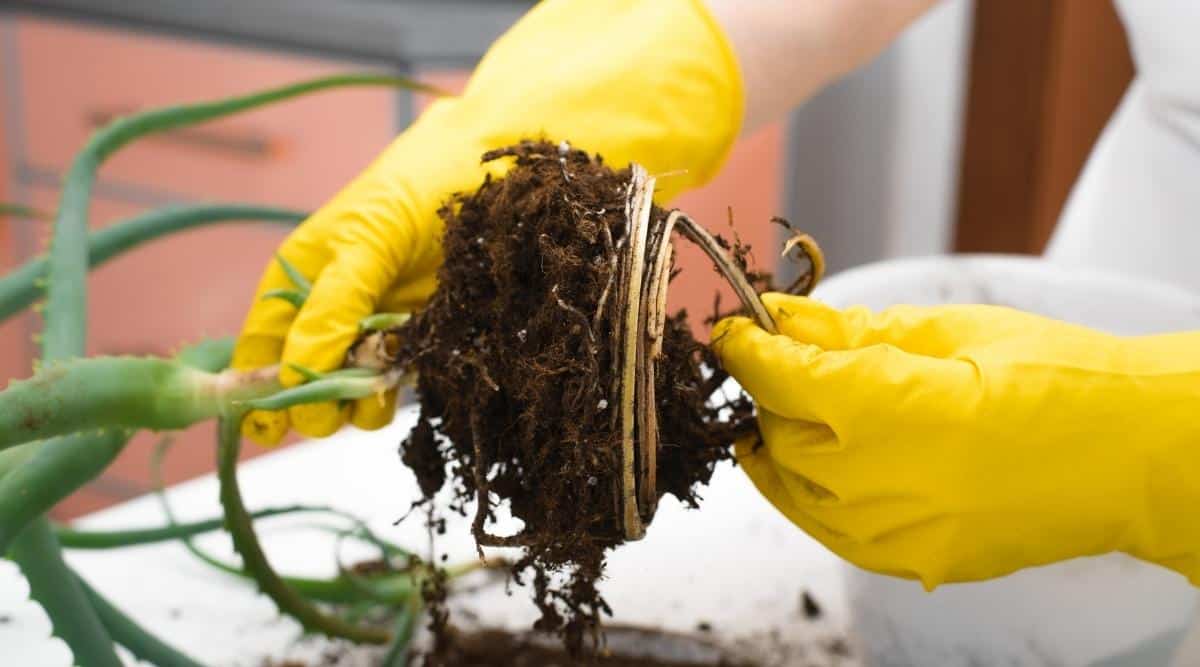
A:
7 255 1198 666
812 254 1200 667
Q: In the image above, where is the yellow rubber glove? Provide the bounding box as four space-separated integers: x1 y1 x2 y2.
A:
712 293 1200 589
234 0 743 443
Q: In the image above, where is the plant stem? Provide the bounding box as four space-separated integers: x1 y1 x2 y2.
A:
185 545 416 606
0 355 404 452
0 431 127 554
380 598 421 667
671 211 778 334
240 371 396 411
76 573 205 667
147 442 406 604
175 336 235 373
0 338 238 618
0 357 279 451
55 504 333 549
15 73 434 666
0 204 304 323
360 312 412 332
0 202 50 220
216 415 392 643
7 520 124 667
157 514 414 605
0 442 37 478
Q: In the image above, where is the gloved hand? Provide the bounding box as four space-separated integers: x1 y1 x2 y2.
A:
234 0 744 444
712 293 1200 588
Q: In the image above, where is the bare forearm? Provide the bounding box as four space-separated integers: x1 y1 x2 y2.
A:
705 0 941 132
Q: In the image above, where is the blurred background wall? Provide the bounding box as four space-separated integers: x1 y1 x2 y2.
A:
784 0 974 274
0 0 1136 517
784 0 1134 275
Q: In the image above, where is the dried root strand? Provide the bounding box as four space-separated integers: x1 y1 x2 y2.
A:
672 213 779 334
347 329 402 370
592 223 618 332
781 232 825 296
616 165 654 541
636 211 677 521
397 152 819 547
470 407 529 549
614 168 816 539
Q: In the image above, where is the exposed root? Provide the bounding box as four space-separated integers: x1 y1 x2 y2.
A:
380 141 817 657
672 214 778 334
781 232 825 296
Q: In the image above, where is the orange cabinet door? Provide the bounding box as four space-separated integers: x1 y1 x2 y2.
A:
0 110 28 384
11 15 404 517
16 16 398 210
0 220 34 384
670 122 787 335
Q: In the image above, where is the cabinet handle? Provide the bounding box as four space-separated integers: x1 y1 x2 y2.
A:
86 108 282 160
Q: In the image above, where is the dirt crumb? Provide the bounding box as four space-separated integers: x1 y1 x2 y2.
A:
800 591 822 620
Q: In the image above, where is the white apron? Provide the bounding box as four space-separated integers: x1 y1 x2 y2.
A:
1046 0 1200 293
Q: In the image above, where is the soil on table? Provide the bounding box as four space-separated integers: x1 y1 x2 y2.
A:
388 141 758 657
260 625 763 667
432 626 755 667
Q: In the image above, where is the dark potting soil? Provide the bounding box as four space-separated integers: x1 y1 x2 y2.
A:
431 626 755 667
260 625 759 667
390 141 758 656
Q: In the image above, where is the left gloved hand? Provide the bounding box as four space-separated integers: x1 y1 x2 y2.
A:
711 293 1200 588
232 0 744 443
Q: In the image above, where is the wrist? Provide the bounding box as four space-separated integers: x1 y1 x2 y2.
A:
704 0 941 132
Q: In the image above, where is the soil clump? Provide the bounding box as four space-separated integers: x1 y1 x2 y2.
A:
389 141 758 655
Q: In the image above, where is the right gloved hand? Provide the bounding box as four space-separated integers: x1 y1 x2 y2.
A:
233 0 746 445
712 293 1200 588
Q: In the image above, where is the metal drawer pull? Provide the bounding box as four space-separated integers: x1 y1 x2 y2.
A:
87 108 281 159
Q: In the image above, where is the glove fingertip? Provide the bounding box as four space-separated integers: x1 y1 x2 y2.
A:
289 402 348 438
242 409 290 447
350 390 399 431
709 315 756 349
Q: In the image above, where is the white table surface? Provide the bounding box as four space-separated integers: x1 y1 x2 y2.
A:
1 405 851 666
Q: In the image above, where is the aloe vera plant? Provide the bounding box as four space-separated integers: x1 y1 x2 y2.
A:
0 73 464 666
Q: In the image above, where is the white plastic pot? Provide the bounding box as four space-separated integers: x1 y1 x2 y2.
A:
812 254 1200 667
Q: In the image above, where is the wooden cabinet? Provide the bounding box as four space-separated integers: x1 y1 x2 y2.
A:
15 17 397 209
954 0 1134 253
0 93 26 386
0 232 32 386
5 16 401 517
